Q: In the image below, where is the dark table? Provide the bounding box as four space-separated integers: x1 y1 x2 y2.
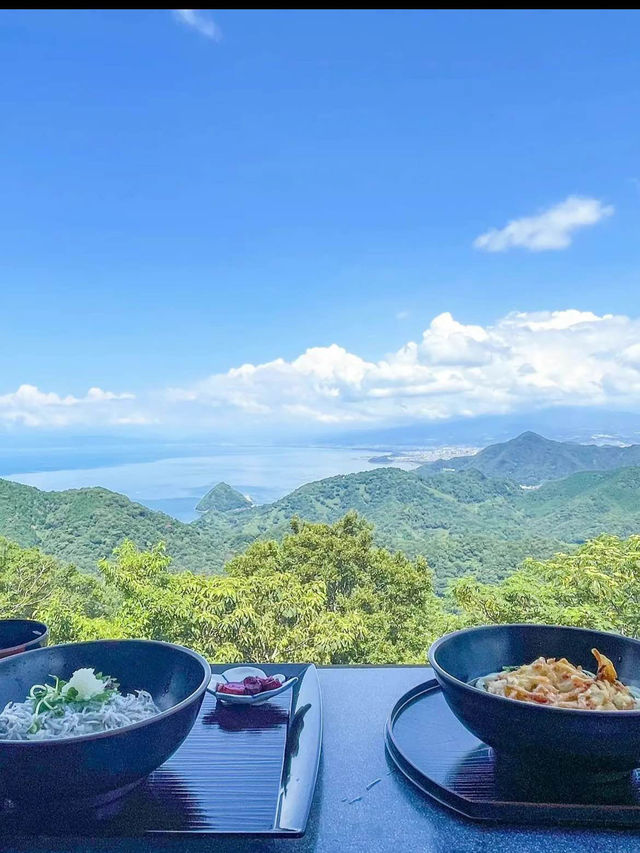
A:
6 666 640 853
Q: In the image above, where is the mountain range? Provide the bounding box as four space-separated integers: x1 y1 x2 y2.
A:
2 431 640 590
419 431 640 484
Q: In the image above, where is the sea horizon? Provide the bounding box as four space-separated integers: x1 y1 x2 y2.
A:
1 444 427 522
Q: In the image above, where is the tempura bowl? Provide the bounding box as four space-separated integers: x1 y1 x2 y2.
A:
0 639 210 805
429 624 640 773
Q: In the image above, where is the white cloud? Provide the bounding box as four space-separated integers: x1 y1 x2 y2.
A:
172 9 221 41
162 309 640 428
500 309 607 331
6 309 640 433
621 343 640 368
0 385 139 428
473 196 614 252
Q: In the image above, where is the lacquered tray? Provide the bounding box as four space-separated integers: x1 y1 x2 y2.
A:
385 678 640 827
0 662 322 840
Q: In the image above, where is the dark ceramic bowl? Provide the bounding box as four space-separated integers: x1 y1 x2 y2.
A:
429 624 640 773
0 639 210 805
0 619 48 658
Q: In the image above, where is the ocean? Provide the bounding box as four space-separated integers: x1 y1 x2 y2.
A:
2 445 418 522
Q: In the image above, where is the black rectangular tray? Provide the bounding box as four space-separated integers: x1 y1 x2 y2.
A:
1 663 322 840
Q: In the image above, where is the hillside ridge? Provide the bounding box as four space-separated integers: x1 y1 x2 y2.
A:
2 431 640 589
418 431 640 484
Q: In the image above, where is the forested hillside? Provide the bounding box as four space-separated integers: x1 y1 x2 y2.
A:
0 478 225 574
2 433 640 590
196 465 640 587
2 521 640 665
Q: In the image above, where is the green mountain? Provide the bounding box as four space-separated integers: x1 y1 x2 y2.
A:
195 464 640 588
0 478 226 574
524 466 640 542
418 431 640 485
3 431 640 592
196 482 253 513
193 468 537 588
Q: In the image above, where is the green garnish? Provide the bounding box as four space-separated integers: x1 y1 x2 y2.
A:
27 669 119 733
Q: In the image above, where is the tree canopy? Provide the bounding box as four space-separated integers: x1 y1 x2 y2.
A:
4 512 446 664
451 534 640 637
4 517 640 665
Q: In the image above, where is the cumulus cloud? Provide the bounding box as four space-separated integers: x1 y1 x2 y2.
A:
6 309 640 432
473 196 614 252
172 9 221 41
162 309 640 428
0 385 139 428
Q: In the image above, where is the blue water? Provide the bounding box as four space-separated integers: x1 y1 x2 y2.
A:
2 445 415 521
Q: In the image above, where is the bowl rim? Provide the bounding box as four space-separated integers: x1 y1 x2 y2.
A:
428 623 640 718
0 618 49 656
0 638 211 745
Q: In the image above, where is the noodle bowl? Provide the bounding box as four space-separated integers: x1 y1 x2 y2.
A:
0 639 210 804
429 624 640 772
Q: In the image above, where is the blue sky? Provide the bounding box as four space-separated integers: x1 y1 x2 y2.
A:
1 10 639 436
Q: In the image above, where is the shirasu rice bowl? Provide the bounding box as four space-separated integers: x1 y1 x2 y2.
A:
0 667 160 741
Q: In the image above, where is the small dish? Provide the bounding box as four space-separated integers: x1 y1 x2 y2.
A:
208 666 298 706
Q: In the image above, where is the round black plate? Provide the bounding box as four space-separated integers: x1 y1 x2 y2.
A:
385 678 640 827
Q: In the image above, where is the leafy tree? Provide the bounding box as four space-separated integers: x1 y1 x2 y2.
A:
225 512 447 662
451 534 640 637
0 536 114 643
96 514 446 664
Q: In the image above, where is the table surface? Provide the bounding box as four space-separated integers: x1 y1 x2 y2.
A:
6 666 640 853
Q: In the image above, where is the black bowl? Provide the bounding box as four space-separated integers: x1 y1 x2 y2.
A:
0 639 210 804
429 624 640 773
0 619 48 658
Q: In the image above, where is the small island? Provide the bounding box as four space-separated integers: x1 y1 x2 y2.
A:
196 482 254 514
